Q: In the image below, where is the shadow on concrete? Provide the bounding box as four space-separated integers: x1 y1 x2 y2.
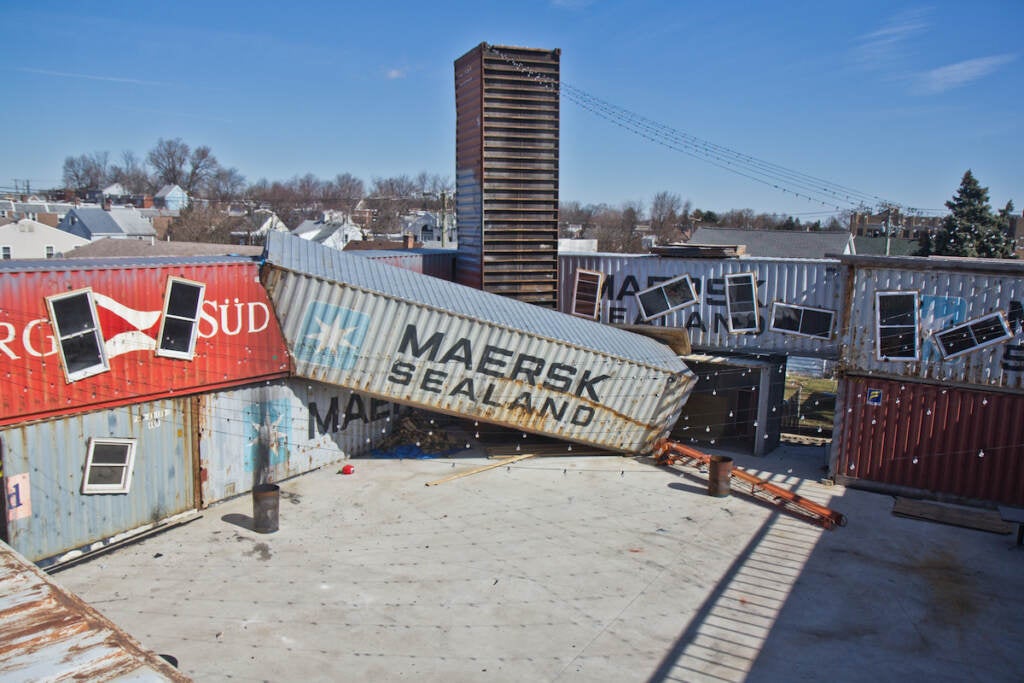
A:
221 513 254 531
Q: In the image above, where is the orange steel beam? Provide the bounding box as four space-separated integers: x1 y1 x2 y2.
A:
654 440 847 530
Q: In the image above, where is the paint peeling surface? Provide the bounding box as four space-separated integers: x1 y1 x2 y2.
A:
0 257 290 427
558 253 845 359
0 540 189 681
261 234 694 454
841 255 1024 389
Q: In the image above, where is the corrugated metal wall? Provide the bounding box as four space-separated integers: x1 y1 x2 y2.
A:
841 256 1024 389
354 249 456 281
0 257 290 426
833 375 1024 505
261 234 694 454
559 254 845 359
198 379 404 504
0 398 196 563
455 43 560 308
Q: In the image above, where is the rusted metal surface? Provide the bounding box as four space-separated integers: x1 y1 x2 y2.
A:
656 440 847 529
832 375 1024 506
0 540 189 681
1 398 196 563
261 233 695 454
559 253 845 359
197 379 403 505
839 254 1024 389
0 256 290 427
455 43 560 308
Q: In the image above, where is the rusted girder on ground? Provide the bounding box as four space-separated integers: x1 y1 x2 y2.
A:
654 440 848 530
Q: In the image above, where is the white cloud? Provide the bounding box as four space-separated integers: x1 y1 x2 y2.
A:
912 54 1017 94
852 8 930 71
385 68 406 80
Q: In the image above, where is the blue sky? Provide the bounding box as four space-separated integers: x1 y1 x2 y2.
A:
2 1 1020 218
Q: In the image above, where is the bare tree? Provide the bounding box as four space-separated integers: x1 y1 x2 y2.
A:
650 191 682 243
109 150 150 195
148 138 191 189
205 167 247 202
326 172 365 214
184 145 220 196
62 151 110 192
367 175 418 232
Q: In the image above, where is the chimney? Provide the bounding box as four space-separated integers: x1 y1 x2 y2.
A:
404 232 415 249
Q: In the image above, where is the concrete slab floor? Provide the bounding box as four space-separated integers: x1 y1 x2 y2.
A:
55 444 1023 682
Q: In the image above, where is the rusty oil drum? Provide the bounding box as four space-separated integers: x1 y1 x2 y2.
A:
707 455 733 497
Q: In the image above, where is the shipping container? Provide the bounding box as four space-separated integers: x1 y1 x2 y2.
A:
559 253 845 359
0 256 290 427
261 233 694 454
1 398 197 563
455 43 561 307
197 379 405 503
0 541 187 681
832 375 1024 506
840 254 1024 389
354 248 456 281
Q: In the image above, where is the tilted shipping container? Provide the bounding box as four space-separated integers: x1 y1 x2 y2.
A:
260 233 694 454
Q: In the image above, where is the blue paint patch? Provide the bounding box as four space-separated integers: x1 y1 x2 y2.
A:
295 301 370 370
244 399 291 472
920 295 966 362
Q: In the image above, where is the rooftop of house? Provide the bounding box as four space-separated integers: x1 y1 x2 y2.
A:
688 226 853 259
65 207 157 237
62 237 263 258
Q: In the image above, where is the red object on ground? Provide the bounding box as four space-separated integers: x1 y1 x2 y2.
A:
341 464 355 475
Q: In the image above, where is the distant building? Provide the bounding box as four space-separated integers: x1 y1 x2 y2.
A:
154 184 189 211
293 213 364 250
849 211 942 238
57 206 157 243
0 219 89 259
689 226 854 258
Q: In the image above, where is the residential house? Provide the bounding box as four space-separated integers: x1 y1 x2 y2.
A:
293 211 364 250
0 219 89 259
154 184 189 211
57 206 157 243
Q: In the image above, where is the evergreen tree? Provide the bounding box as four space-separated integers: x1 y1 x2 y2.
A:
924 170 1015 259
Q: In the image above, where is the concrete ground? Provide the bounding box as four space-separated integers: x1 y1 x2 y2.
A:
56 442 1023 682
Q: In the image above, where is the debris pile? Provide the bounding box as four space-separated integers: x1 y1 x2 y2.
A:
372 415 463 457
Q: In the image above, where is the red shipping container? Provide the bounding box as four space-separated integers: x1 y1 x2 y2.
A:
0 257 290 426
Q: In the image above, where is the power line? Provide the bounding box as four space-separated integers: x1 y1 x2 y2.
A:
487 47 916 214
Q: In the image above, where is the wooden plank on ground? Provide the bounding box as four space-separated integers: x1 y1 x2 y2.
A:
425 453 536 486
893 497 1014 534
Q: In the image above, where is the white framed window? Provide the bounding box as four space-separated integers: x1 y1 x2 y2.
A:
1 246 10 260
935 312 1012 359
725 272 759 333
46 288 110 381
636 274 698 321
82 438 137 494
769 302 835 340
875 291 919 360
156 277 206 359
45 245 55 258
571 269 605 320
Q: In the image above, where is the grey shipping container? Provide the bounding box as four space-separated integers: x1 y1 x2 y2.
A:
260 233 694 454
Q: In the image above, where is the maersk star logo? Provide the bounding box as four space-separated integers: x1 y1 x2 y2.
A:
297 301 369 370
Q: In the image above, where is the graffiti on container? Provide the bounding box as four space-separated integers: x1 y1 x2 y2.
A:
134 407 171 429
244 400 290 472
386 324 609 427
308 394 398 439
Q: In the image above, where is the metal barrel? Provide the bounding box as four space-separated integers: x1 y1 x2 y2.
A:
252 484 280 533
707 455 733 497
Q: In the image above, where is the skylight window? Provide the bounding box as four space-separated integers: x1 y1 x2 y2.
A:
46 288 110 382
156 277 206 359
769 303 835 340
635 274 698 321
934 312 1012 359
571 269 605 320
725 273 759 333
875 291 919 361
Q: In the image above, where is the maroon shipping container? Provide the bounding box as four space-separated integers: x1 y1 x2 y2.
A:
833 375 1024 505
0 257 290 426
